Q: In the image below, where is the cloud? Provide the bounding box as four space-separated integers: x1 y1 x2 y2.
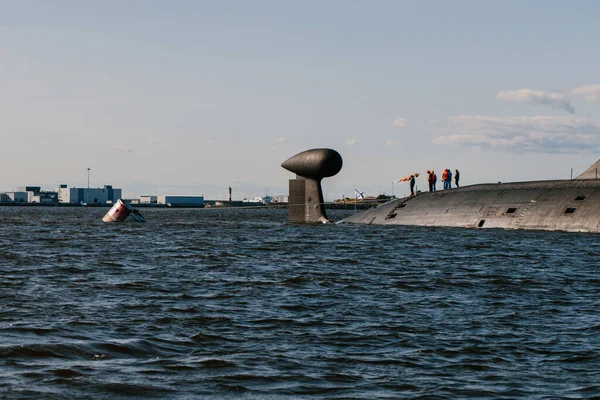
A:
207 140 217 145
392 118 409 128
572 84 600 102
386 140 399 146
276 136 288 143
116 145 133 154
497 89 575 114
345 139 357 145
148 139 162 145
432 115 600 153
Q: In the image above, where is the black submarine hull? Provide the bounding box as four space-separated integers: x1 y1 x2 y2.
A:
339 179 600 233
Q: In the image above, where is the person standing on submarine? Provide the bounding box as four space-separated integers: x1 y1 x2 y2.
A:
426 170 432 192
454 169 460 188
409 174 416 196
442 169 449 189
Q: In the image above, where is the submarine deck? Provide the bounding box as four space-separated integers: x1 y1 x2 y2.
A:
339 179 600 233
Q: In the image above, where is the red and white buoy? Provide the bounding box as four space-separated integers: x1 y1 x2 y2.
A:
102 199 144 223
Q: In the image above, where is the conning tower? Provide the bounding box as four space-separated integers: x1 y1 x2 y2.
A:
281 148 342 223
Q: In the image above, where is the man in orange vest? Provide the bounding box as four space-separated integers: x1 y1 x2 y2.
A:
442 169 449 189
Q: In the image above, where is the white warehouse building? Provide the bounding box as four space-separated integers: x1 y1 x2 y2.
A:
58 185 122 204
140 195 158 204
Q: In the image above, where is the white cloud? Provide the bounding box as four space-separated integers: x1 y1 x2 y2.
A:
392 118 409 128
497 89 575 114
207 140 217 145
433 115 600 153
116 145 133 154
386 140 399 146
345 139 357 145
276 136 288 143
148 139 162 145
572 84 600 102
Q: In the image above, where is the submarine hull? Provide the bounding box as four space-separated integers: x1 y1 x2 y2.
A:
339 179 600 233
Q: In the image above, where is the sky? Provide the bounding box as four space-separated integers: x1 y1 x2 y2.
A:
1 0 600 200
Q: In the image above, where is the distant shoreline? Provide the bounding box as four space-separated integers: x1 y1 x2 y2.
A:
0 202 375 210
0 203 204 209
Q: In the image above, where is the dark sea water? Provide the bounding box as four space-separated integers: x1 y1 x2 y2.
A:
1 207 600 399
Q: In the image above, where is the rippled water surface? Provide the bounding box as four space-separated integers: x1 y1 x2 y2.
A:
1 206 600 399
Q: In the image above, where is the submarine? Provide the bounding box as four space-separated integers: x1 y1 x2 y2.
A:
282 149 600 233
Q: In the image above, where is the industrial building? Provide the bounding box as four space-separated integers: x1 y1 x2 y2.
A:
157 195 204 206
243 195 273 204
0 186 58 204
271 195 289 203
58 185 122 204
3 192 29 203
0 184 120 205
0 183 206 207
29 191 59 203
18 186 41 193
17 187 59 203
140 195 158 204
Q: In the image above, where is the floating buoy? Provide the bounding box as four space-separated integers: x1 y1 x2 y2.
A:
102 199 146 223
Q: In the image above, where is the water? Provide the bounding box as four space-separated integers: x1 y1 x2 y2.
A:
1 207 600 399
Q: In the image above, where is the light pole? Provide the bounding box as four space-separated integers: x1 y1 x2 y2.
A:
87 168 90 204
